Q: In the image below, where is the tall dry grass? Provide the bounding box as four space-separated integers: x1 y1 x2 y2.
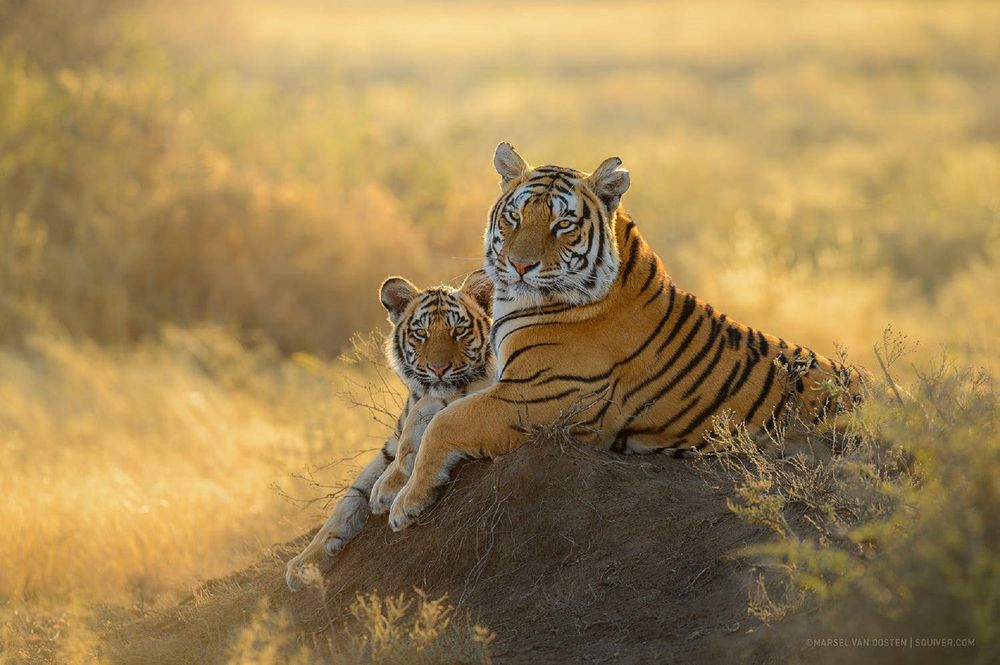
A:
0 327 386 605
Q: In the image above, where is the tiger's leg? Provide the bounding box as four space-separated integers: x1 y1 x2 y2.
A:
371 395 447 514
387 387 547 531
285 439 394 591
370 460 408 515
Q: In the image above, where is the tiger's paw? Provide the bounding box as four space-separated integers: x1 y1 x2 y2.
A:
284 530 343 592
285 555 322 592
370 465 408 514
388 482 433 532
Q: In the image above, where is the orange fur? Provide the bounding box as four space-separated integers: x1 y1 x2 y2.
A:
388 147 864 531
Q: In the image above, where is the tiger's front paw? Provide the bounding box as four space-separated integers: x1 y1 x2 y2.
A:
370 465 408 514
285 554 321 592
284 530 344 592
388 481 434 532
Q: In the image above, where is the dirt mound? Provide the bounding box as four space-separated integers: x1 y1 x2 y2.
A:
111 438 780 664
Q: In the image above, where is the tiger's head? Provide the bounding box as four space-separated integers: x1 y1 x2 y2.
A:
484 142 631 307
379 270 494 394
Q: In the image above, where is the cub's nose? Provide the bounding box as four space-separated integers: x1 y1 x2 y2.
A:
429 363 450 377
510 259 539 276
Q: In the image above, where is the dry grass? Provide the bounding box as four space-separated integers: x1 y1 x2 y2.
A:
218 590 492 665
704 335 999 660
0 327 387 606
0 0 998 661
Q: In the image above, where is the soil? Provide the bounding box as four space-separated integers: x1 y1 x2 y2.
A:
109 437 787 664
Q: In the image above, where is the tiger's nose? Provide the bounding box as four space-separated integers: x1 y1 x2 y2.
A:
429 363 450 377
510 259 539 276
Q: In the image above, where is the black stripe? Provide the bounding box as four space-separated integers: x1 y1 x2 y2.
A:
537 286 680 387
727 326 742 349
637 260 658 296
770 393 791 426
632 314 727 409
632 395 701 436
492 303 575 330
494 320 565 350
576 394 615 428
745 363 777 425
623 314 705 405
728 349 761 398
642 281 665 308
645 280 674 310
492 386 581 405
499 342 560 379
676 360 742 438
655 294 697 355
593 204 606 267
681 335 728 399
619 236 640 283
349 485 371 502
757 331 769 357
498 368 549 384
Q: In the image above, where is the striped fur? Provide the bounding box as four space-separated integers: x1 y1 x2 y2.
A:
286 271 494 590
387 144 866 531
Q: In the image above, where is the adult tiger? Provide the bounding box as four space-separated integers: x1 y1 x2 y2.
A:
286 270 494 591
386 143 865 531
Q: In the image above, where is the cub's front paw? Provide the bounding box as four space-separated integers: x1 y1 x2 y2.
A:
388 482 434 532
284 530 343 592
285 553 322 592
370 466 408 514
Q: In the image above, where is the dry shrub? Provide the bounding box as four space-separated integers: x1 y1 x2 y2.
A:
711 332 999 660
225 600 311 665
0 602 108 665
222 591 492 665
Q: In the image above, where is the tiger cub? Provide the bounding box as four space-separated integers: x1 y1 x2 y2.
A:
285 271 493 591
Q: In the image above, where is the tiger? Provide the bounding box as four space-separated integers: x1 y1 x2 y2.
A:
285 270 494 591
386 142 866 531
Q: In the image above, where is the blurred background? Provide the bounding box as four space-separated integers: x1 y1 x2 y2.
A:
1 0 997 623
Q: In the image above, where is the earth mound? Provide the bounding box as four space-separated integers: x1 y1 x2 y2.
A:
112 438 779 663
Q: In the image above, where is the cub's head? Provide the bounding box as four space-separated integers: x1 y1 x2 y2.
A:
484 142 631 307
379 270 494 394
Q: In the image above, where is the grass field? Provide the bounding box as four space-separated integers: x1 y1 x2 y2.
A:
0 0 998 662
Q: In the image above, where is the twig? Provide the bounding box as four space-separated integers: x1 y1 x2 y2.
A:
873 344 906 406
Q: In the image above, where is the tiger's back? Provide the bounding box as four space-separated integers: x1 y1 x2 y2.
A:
490 211 864 454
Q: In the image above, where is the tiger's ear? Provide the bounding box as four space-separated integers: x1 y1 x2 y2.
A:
459 269 494 316
588 156 631 211
494 142 528 188
379 277 418 324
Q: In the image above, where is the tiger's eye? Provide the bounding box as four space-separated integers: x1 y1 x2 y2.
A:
556 220 572 230
453 326 468 337
414 328 428 339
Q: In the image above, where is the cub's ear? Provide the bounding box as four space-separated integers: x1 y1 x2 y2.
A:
588 156 631 211
459 269 495 317
379 277 419 324
493 141 528 188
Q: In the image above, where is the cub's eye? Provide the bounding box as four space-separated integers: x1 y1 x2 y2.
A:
453 326 468 338
555 220 573 231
